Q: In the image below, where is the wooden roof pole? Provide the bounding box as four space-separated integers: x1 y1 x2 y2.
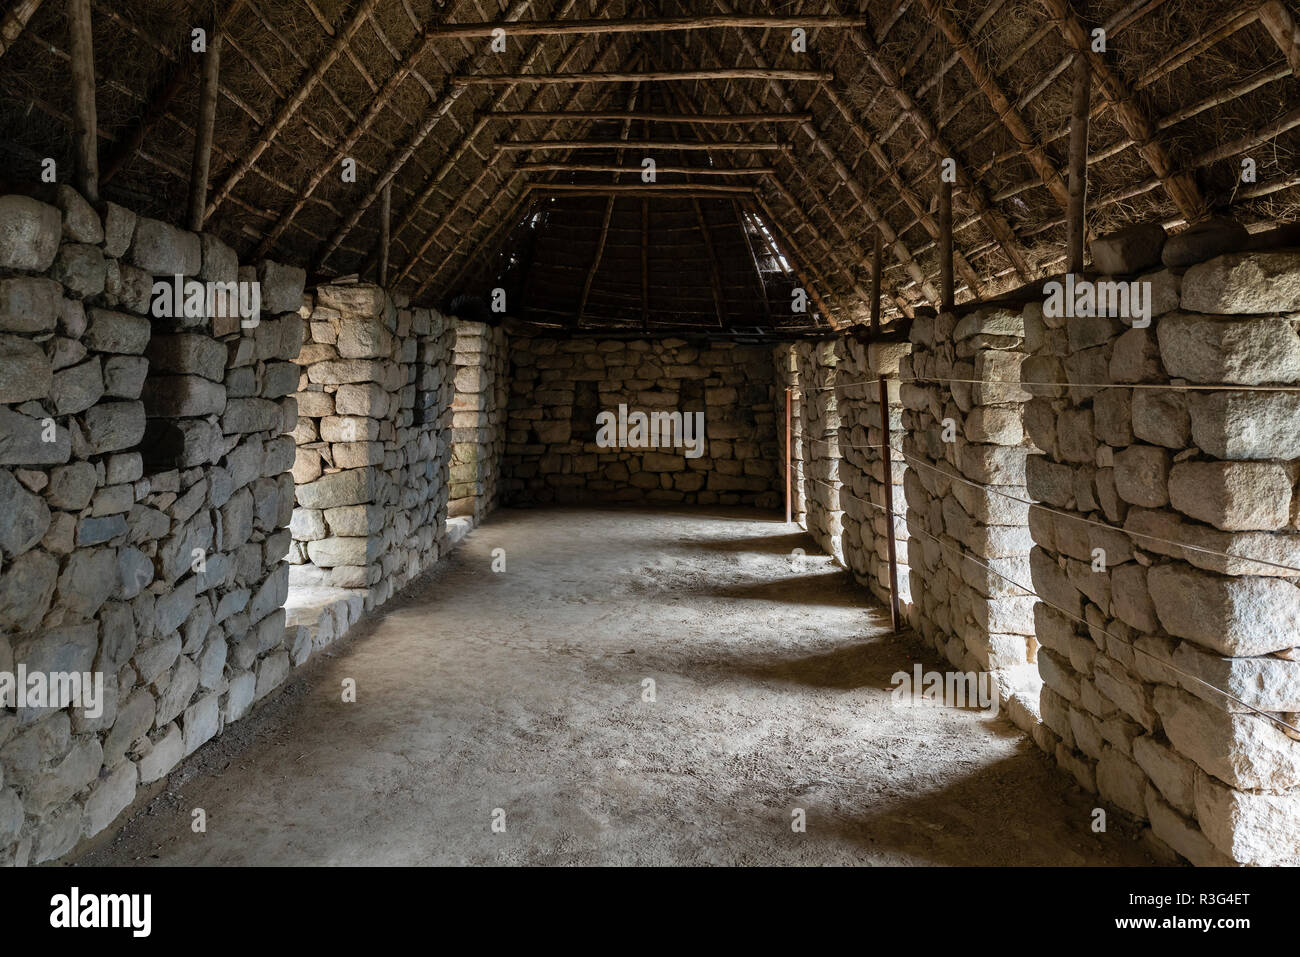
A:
1038 0 1206 222
917 0 1071 211
502 140 793 150
819 80 983 299
0 0 44 60
517 163 773 174
490 110 813 123
750 193 835 327
844 18 1034 283
454 68 834 84
254 0 535 259
67 0 98 203
206 0 383 221
1259 0 1300 76
400 35 629 291
423 16 868 39
577 80 641 327
186 6 222 231
316 0 564 271
668 31 893 321
1067 52 1090 274
704 2 940 305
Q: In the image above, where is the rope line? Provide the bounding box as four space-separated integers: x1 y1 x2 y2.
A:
800 474 1300 737
784 375 1300 398
786 436 1300 577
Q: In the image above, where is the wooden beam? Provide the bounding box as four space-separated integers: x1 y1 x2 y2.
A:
529 183 755 195
255 0 535 259
577 83 639 326
420 15 865 38
1067 52 1090 274
503 140 790 151
67 0 98 203
870 230 882 334
692 198 727 326
0 0 45 60
207 0 383 220
938 175 953 311
318 0 569 272
695 12 937 306
517 163 772 175
488 110 812 123
919 0 1071 211
454 69 833 85
378 180 391 286
1260 0 1300 76
819 80 983 299
1038 0 1206 222
187 23 222 231
847 21 1034 283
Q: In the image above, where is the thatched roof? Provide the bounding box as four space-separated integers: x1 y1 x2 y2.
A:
1 0 1296 333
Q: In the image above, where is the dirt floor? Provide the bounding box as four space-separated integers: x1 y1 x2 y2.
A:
78 506 1157 866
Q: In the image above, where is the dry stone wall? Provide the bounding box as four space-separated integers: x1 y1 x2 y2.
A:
1025 248 1300 865
503 337 778 507
837 338 912 608
0 188 305 865
288 284 454 611
900 308 1040 702
791 341 842 560
449 321 508 524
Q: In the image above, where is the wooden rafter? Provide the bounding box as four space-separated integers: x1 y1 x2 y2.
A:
453 69 833 85
400 32 629 292
819 80 984 299
503 139 792 151
254 0 535 259
845 16 1034 283
517 163 772 175
413 15 866 39
918 0 1071 211
1259 1 1300 79
696 6 938 306
67 0 98 203
0 0 44 60
577 82 640 326
1038 0 1206 222
205 0 383 222
318 0 571 272
489 110 812 123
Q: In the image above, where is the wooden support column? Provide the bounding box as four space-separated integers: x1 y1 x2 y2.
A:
187 21 222 231
938 174 953 312
1067 51 1090 274
378 181 391 287
870 230 882 334
67 0 99 203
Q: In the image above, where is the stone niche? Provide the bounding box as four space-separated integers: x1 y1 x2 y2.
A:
0 188 304 865
449 320 508 524
1026 247 1300 865
287 283 455 610
503 336 779 507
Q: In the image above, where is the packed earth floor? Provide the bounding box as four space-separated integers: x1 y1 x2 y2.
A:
78 507 1155 866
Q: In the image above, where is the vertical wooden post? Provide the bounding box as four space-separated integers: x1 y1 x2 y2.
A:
67 0 98 203
188 21 222 231
869 229 882 334
378 180 392 287
878 372 901 633
938 174 953 312
785 385 792 523
1067 51 1091 275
